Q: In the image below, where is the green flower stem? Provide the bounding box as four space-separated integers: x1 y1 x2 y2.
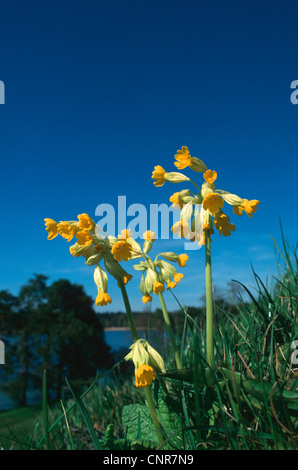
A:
158 292 182 370
144 387 165 446
118 280 164 446
118 280 139 343
205 228 214 367
189 178 202 193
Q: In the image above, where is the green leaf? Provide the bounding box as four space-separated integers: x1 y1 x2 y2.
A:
122 403 159 444
131 439 159 450
159 366 215 387
157 388 182 434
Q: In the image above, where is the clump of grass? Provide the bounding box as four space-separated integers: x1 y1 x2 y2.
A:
169 228 298 450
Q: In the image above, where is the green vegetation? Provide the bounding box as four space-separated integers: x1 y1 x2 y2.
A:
0 233 297 450
0 276 113 407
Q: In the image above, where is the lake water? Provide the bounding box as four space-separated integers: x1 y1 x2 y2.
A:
0 329 164 411
105 329 134 351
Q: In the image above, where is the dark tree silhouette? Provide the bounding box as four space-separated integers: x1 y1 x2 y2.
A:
0 275 113 406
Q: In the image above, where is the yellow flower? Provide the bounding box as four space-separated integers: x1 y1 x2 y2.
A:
142 294 152 304
153 281 165 294
233 199 260 218
135 364 155 388
44 218 58 240
143 230 156 241
124 273 133 284
95 291 112 306
171 219 191 238
77 213 94 231
152 165 166 187
118 228 133 239
76 229 93 246
58 222 77 242
214 213 236 237
117 273 133 288
174 273 184 283
202 193 224 214
166 281 177 290
174 146 207 172
169 192 183 209
203 170 217 184
174 146 192 169
111 240 133 262
177 254 189 267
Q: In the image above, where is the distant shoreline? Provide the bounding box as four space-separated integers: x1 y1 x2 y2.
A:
104 327 132 331
104 327 158 331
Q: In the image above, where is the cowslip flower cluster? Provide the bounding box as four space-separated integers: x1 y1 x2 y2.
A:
128 230 189 303
44 214 135 307
152 146 260 246
125 339 165 388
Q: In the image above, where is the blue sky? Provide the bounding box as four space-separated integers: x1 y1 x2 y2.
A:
0 0 297 313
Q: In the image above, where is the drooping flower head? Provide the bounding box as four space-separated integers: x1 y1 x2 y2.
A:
124 339 165 388
44 214 134 307
131 238 189 303
151 146 259 245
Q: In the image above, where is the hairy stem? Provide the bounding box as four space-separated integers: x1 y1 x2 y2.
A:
158 291 182 369
119 280 164 445
205 228 214 367
118 280 139 343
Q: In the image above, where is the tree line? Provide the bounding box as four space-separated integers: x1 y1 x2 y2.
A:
0 274 242 409
0 274 114 407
